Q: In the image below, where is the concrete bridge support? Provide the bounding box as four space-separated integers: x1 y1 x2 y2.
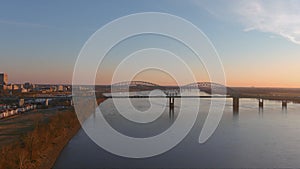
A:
169 97 175 109
169 97 175 120
233 97 239 113
282 100 287 108
259 99 264 108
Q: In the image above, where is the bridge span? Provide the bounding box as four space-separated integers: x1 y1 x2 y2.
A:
99 80 295 112
1 81 296 113
99 95 293 113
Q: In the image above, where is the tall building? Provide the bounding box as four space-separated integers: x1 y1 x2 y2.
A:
0 73 8 90
0 73 8 85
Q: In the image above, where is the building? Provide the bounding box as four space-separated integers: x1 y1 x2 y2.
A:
0 73 8 85
23 82 34 92
58 85 64 92
0 73 8 90
24 82 30 89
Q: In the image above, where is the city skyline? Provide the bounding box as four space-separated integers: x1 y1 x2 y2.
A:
2 2 300 168
1 0 300 87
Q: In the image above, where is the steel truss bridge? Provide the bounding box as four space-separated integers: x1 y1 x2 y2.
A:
105 81 293 112
1 81 296 113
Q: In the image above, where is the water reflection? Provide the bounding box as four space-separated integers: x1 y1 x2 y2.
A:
168 106 174 121
282 106 287 114
54 98 300 169
233 111 239 121
258 107 264 118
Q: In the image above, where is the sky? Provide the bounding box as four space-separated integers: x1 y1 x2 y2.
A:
0 0 300 87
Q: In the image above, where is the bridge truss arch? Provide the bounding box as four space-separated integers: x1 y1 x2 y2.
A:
182 82 234 95
111 80 165 92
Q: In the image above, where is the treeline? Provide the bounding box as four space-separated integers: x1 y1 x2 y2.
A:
0 108 80 169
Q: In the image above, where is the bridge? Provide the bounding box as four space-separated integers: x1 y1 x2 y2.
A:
1 81 295 112
109 81 233 94
103 81 293 112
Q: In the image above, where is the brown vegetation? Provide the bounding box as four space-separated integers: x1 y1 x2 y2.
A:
0 98 106 169
0 108 80 169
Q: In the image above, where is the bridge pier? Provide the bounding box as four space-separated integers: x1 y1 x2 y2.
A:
282 100 287 108
169 97 175 109
259 99 264 108
233 97 239 113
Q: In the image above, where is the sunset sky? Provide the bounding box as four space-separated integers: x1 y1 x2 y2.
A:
1 0 300 87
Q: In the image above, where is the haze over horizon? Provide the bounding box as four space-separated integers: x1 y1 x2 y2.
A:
1 0 300 88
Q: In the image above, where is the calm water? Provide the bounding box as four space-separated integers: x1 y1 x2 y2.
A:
54 97 300 168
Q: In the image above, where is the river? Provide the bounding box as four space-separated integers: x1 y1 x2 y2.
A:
54 96 300 168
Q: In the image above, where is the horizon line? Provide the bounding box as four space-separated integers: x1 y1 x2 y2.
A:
6 82 300 89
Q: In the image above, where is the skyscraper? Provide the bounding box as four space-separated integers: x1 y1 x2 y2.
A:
0 73 8 85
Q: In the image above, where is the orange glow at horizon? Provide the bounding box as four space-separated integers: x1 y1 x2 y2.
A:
225 72 300 88
7 72 300 88
6 64 300 88
94 66 300 88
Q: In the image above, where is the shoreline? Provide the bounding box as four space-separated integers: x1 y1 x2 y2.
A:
0 98 106 169
41 119 81 169
47 98 106 169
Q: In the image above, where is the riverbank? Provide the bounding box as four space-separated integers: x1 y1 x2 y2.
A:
0 98 106 169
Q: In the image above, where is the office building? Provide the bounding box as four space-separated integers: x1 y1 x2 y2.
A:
0 73 8 85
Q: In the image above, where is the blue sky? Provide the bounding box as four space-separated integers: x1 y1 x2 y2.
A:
1 0 300 87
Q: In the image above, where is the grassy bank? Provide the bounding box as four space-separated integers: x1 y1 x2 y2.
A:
0 98 106 169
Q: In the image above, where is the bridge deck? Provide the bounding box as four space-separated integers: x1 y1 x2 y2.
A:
1 95 298 101
101 95 231 98
98 95 300 100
